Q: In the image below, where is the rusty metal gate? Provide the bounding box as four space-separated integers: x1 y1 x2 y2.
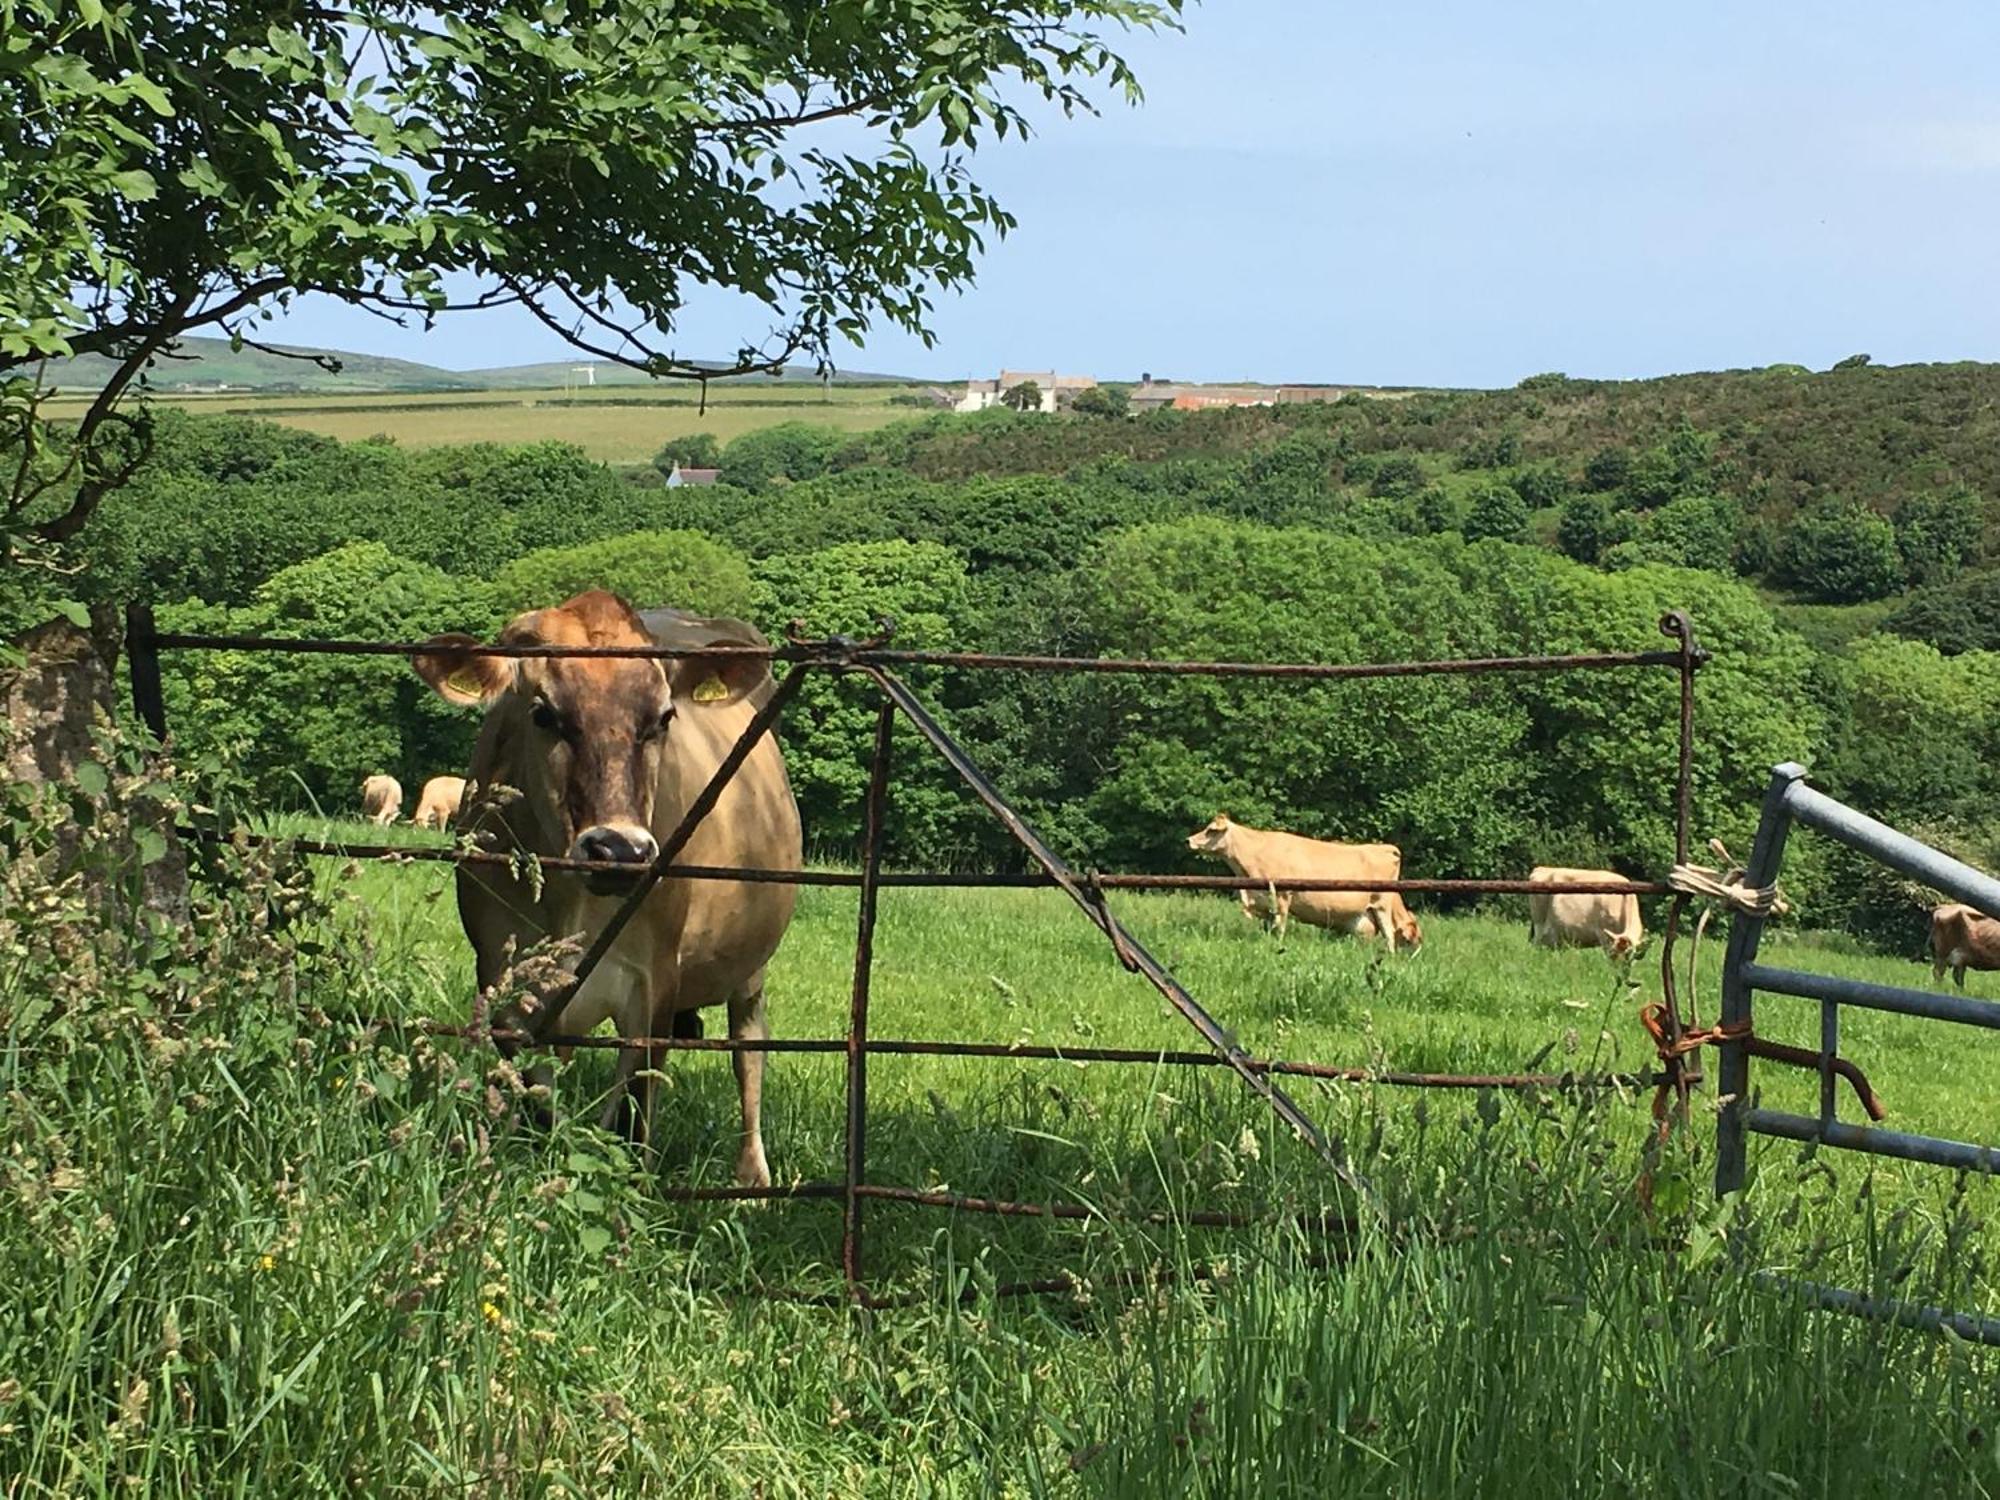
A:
1716 761 2000 1343
125 604 1705 1306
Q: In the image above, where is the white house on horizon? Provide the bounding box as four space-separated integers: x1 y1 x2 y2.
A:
956 370 1098 414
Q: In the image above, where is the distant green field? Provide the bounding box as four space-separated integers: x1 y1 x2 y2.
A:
42 383 934 463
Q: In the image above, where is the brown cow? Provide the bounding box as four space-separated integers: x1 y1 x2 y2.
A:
1186 814 1421 951
360 774 402 826
1527 866 1645 959
412 592 802 1186
1930 904 2000 991
411 775 468 830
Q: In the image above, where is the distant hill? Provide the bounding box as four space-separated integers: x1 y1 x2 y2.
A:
35 336 919 395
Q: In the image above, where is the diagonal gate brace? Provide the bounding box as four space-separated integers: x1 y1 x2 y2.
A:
864 664 1376 1208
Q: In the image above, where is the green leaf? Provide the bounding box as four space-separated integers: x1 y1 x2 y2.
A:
577 1226 611 1256
107 168 158 203
137 827 169 866
73 760 109 798
51 599 90 628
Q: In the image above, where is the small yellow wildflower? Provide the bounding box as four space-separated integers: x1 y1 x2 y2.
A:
258 1255 275 1273
482 1301 503 1325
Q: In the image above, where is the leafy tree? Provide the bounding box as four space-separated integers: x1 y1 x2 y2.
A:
1367 455 1428 499
1510 464 1571 510
1069 385 1130 418
1462 483 1530 543
1833 353 1874 371
1619 496 1740 574
1893 487 1985 586
0 0 1181 552
750 540 984 861
652 434 722 476
491 531 755 619
1584 446 1632 493
1414 486 1460 535
1882 568 2000 655
1556 494 1610 564
1776 501 1905 603
1000 381 1045 413
716 423 848 491
159 543 497 810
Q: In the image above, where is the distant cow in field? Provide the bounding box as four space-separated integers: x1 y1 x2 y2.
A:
360 774 402 826
411 775 467 830
1527 866 1645 959
411 591 801 1186
1186 814 1421 952
1930 904 2000 990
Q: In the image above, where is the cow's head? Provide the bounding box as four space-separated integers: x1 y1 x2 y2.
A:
1187 813 1234 856
412 591 765 892
1394 905 1424 953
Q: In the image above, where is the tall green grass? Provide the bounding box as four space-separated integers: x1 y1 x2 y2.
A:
4 801 1999 1493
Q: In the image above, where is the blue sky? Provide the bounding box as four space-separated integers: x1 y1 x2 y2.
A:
268 1 2000 387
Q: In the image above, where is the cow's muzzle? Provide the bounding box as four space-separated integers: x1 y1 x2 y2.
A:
572 823 659 895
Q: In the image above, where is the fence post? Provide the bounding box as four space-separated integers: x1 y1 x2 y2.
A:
843 698 896 1301
1716 762 1807 1196
124 603 166 743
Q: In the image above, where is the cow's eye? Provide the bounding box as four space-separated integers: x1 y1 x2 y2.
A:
531 702 560 733
640 705 675 740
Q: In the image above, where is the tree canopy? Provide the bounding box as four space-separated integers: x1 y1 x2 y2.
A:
0 0 1180 545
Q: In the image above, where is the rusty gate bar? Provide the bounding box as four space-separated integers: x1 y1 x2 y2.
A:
843 700 895 1295
381 1016 1660 1087
141 628 1694 680
168 828 1674 894
1662 610 1704 867
535 664 813 1038
864 665 1368 1199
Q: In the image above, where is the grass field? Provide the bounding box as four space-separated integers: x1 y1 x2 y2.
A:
38 384 930 464
8 809 2000 1494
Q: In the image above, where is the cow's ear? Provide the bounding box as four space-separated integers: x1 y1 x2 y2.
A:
412 634 512 706
670 644 768 707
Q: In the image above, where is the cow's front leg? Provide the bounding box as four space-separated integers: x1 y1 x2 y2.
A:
727 982 772 1189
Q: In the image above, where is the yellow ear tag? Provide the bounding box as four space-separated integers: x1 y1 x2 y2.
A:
445 666 486 698
690 674 730 704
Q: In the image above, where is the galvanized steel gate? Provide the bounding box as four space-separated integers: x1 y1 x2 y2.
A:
1716 762 2000 1343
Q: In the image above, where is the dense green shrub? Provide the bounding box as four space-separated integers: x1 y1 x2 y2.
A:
717 422 848 490
652 432 722 474
750 540 987 863
158 543 497 815
1892 487 1985 586
1882 568 2000 655
1462 483 1530 543
1775 501 1905 603
491 530 754 619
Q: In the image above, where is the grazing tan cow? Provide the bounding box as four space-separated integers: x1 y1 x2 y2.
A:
1527 866 1645 959
1186 814 1421 951
1930 904 2000 991
412 591 802 1186
360 774 402 826
411 775 468 830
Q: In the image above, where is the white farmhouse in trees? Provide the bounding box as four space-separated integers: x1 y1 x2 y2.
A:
956 370 1097 413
